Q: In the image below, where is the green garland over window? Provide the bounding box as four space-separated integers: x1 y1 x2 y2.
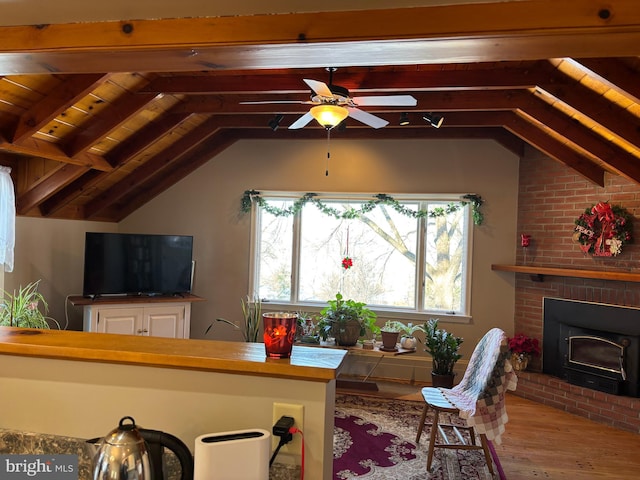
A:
241 191 484 225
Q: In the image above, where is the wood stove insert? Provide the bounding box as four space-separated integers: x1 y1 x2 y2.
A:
543 297 640 397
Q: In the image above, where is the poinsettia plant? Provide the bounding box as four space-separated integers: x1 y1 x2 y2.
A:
507 333 540 357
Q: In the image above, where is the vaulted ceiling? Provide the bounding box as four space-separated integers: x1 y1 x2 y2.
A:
1 1 639 222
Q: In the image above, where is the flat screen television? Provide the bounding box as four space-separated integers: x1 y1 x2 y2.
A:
83 232 194 297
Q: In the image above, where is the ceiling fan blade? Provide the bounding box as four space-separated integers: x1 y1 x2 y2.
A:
288 112 315 129
347 107 388 129
239 100 312 104
352 95 418 107
303 79 334 98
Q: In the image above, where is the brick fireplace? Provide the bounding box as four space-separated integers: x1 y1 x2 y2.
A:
508 273 640 434
510 149 640 434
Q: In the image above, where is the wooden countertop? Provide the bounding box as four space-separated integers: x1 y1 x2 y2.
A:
0 327 347 383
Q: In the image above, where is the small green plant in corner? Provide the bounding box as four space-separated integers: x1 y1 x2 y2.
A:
206 295 262 342
421 318 463 376
0 280 59 329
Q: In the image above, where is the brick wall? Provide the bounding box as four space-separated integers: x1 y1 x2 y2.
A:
515 372 640 434
511 148 640 432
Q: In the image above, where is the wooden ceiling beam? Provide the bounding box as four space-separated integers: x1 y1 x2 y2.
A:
518 97 640 183
140 62 564 94
65 92 160 157
571 57 640 103
537 74 640 151
104 112 194 167
504 115 605 186
0 135 113 171
40 113 195 216
0 1 639 74
16 163 88 215
175 89 530 114
12 73 111 144
166 110 517 130
39 169 104 217
83 117 226 218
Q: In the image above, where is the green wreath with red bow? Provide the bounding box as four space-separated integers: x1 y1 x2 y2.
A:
573 202 633 257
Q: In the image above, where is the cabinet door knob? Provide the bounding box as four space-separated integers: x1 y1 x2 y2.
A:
137 329 149 334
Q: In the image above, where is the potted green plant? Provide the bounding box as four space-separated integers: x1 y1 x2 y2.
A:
318 293 377 346
0 280 59 329
206 295 262 342
382 320 423 350
380 320 402 350
421 318 463 388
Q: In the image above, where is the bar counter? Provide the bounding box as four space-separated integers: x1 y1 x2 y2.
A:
0 327 347 480
0 326 347 381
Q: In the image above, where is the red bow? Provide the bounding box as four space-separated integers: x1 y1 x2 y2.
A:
591 202 614 222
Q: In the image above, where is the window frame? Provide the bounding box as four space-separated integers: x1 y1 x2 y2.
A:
248 191 473 324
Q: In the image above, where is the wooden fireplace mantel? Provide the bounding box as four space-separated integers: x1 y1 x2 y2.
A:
491 264 640 283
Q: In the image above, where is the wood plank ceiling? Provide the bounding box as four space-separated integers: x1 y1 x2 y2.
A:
0 1 639 222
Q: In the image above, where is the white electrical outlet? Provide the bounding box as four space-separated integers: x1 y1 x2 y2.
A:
272 402 304 456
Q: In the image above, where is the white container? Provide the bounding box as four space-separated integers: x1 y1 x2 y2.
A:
193 429 270 480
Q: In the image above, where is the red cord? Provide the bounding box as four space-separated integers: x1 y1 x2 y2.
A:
289 427 304 480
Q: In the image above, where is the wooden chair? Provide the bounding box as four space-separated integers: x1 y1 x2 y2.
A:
415 327 517 473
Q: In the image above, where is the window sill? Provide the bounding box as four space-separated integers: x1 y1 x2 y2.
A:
260 301 472 324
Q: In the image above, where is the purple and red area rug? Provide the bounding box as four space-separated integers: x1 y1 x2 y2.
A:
333 394 496 479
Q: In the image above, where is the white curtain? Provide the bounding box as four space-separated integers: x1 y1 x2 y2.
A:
0 166 15 272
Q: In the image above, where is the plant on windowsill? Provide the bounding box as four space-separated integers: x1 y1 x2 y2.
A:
296 311 320 344
507 333 540 371
381 320 423 350
205 295 262 342
421 318 463 388
317 293 377 347
0 280 60 329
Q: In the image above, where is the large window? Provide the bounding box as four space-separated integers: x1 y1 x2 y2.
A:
251 193 473 319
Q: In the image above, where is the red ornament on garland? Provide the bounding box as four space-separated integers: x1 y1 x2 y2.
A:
341 225 353 270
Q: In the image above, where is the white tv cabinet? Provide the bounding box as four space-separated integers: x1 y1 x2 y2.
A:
70 294 204 339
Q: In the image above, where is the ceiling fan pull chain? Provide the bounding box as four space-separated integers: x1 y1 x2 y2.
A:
326 128 331 176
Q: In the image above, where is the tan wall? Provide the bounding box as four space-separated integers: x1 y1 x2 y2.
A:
6 138 519 379
7 218 117 330
121 138 520 367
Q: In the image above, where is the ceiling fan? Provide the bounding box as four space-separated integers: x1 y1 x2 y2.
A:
242 68 418 130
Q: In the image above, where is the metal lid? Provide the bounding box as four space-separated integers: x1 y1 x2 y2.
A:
103 416 146 447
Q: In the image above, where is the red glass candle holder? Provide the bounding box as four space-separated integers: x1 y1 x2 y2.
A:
263 312 297 359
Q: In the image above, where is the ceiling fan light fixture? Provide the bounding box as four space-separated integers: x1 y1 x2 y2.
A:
423 112 444 129
399 112 410 126
310 104 349 129
268 114 284 131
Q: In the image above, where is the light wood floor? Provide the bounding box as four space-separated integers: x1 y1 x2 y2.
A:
337 380 640 479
